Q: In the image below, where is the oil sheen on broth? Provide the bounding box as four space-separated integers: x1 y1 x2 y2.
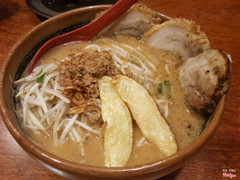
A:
21 35 205 166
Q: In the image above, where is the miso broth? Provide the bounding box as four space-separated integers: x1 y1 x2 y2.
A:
17 35 205 167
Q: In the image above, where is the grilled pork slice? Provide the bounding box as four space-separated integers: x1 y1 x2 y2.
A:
178 49 231 114
142 18 210 60
98 3 162 37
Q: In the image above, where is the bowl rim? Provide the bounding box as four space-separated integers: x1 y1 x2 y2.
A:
0 4 226 178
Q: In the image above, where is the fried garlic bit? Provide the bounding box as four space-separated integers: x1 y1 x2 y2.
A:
111 75 177 157
99 76 133 167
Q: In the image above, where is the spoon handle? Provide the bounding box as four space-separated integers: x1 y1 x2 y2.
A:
29 0 138 73
70 0 139 40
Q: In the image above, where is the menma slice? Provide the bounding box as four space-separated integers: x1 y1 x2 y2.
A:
111 75 177 156
99 76 133 167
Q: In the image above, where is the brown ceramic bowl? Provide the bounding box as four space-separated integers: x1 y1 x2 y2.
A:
0 5 226 180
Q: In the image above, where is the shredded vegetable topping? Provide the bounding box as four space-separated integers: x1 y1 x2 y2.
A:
15 63 100 146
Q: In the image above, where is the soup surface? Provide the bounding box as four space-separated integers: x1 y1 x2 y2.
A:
18 35 205 166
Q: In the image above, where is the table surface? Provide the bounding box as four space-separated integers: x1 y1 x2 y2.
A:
0 0 240 179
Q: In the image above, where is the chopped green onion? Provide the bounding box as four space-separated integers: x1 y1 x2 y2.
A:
36 74 45 83
157 80 171 98
164 80 171 98
157 83 163 94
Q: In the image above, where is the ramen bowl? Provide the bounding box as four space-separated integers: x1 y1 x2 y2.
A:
0 5 226 180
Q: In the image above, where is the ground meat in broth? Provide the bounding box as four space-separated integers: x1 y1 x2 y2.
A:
58 50 119 101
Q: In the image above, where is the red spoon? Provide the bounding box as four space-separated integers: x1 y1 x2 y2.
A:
29 0 138 73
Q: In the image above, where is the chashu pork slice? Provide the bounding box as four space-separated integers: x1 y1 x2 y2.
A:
98 3 162 38
142 18 210 60
178 49 231 114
